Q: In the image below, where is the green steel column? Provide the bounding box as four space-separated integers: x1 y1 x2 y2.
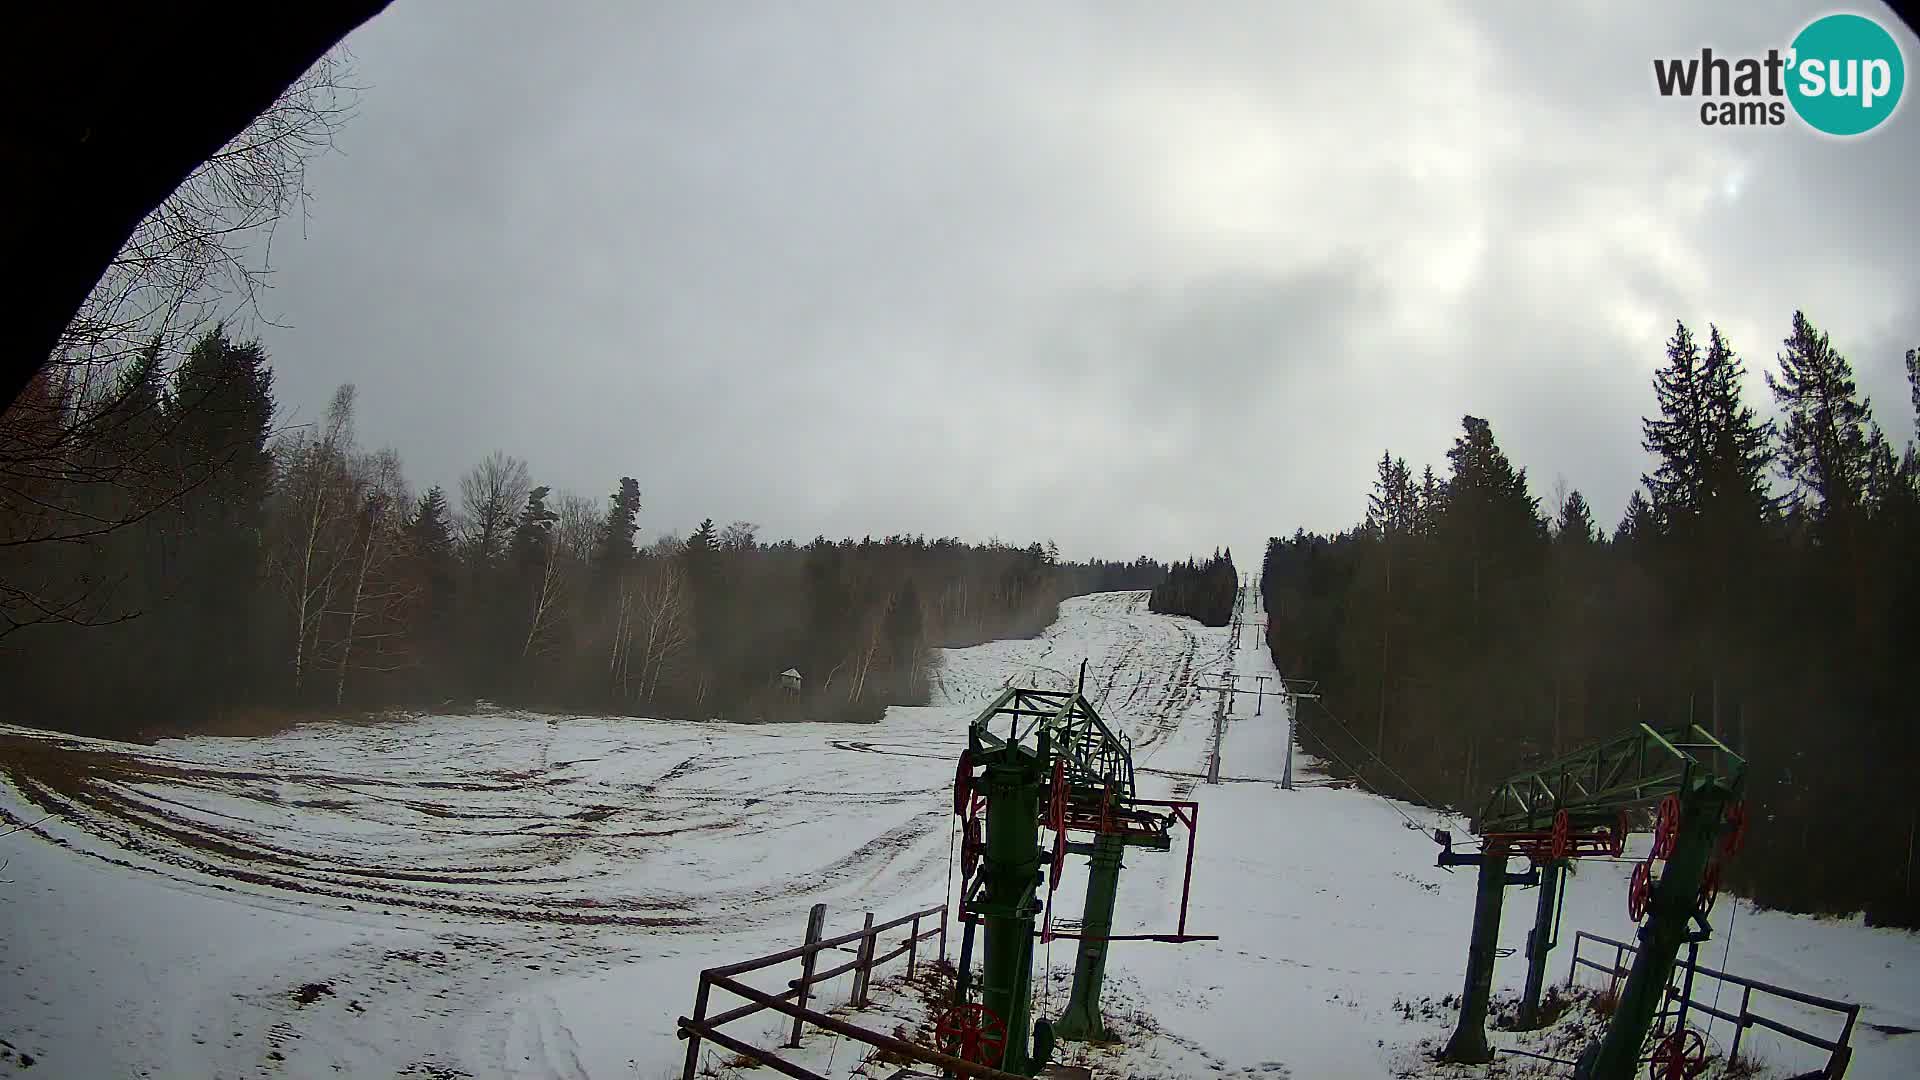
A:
1054 830 1125 1041
1517 859 1563 1029
1581 788 1729 1080
1440 840 1511 1064
979 757 1044 1074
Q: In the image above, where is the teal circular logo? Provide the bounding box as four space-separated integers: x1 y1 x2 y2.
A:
1787 13 1905 136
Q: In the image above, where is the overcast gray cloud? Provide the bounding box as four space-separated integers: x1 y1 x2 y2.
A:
256 0 1919 565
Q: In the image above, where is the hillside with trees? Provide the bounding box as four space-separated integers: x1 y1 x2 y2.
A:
0 327 1167 735
1262 312 1920 927
1148 550 1240 626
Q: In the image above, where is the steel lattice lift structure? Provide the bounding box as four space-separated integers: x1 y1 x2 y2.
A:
1433 723 1750 1080
942 671 1214 1076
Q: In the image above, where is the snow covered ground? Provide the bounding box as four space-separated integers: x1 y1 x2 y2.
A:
1 589 1915 1079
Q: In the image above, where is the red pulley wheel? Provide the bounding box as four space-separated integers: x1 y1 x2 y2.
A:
1550 809 1571 861
1051 826 1067 887
935 1003 1008 1067
1697 859 1722 915
953 749 974 817
1653 795 1681 860
1628 860 1652 922
1646 1027 1707 1080
1611 808 1630 858
961 816 982 879
1722 800 1749 858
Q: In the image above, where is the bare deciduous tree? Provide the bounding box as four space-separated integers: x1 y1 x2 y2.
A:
553 492 602 567
54 52 358 372
265 384 359 693
327 448 416 704
1 51 358 638
632 554 693 707
457 451 530 564
521 527 566 660
847 589 895 704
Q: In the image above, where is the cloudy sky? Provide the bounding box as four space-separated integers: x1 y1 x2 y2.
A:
257 1 1919 565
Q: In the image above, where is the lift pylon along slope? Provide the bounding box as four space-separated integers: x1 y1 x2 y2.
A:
946 675 1212 1075
1433 723 1748 1080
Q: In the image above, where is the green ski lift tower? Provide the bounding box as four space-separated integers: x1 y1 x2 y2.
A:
1432 723 1748 1080
940 671 1213 1075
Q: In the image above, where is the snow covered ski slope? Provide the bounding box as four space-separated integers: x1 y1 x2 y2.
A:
1 590 1915 1079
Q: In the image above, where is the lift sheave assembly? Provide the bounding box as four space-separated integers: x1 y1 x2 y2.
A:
942 679 1212 1076
1435 723 1749 1080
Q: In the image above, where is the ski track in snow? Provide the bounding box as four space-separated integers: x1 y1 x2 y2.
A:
1 589 1916 1079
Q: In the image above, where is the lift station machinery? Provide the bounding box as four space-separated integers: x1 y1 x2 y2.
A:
1433 723 1748 1080
942 674 1213 1075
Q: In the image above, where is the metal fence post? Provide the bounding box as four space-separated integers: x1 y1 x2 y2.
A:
938 903 949 963
853 911 877 1006
787 903 828 1049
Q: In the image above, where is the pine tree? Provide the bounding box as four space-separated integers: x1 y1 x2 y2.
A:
1637 323 1777 736
510 486 558 568
684 518 719 572
1415 466 1443 538
166 326 276 701
594 476 642 576
508 486 564 669
100 337 169 477
1545 488 1602 752
1365 451 1418 537
412 487 454 562
1556 490 1598 544
1642 320 1709 529
1697 326 1777 526
409 486 457 682
1767 311 1883 529
1616 490 1657 546
1903 347 1920 495
1907 347 1919 439
1439 415 1545 614
681 518 728 710
1434 416 1546 797
1353 451 1418 761
804 537 851 679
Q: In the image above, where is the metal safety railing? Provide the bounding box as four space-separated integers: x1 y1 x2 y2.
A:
1567 930 1860 1078
676 901 1027 1080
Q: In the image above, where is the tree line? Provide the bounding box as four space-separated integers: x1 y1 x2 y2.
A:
0 326 1168 735
1148 549 1240 626
1262 312 1919 927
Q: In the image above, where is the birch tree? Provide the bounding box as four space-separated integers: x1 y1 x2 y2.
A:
267 383 358 694
327 449 415 704
637 558 693 706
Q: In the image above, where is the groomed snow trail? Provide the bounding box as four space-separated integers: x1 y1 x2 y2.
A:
1 590 1915 1079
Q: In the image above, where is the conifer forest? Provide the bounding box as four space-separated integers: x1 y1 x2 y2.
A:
1262 315 1920 927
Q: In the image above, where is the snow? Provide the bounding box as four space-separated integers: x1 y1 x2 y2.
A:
1 589 1915 1079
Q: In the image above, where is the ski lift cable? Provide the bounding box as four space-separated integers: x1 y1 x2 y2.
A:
946 812 958 918
1290 717 1433 836
1292 697 1456 837
1709 894 1742 1021
1306 695 1452 823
